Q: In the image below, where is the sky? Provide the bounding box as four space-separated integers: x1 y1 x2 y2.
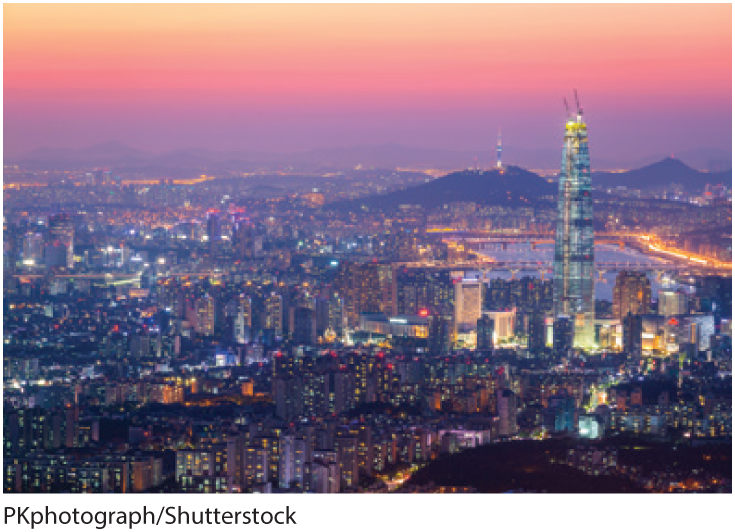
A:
3 3 732 162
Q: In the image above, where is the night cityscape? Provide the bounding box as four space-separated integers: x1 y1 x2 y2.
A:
2 4 732 497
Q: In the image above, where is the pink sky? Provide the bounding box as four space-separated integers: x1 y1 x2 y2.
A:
3 4 732 161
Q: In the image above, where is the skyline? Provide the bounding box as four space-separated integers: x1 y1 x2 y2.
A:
3 3 732 161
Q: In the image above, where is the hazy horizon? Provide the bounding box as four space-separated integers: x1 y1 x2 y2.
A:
4 4 732 163
5 139 731 174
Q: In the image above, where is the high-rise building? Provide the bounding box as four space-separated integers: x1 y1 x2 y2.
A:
307 457 340 493
547 394 577 433
205 210 222 243
327 293 346 336
623 314 643 355
335 437 358 491
428 314 452 355
234 295 251 344
527 310 546 352
292 307 317 345
454 280 483 333
553 97 595 348
265 294 283 335
382 230 419 261
476 315 494 351
395 269 456 349
698 276 732 319
658 290 688 317
485 310 516 342
243 447 269 490
233 222 263 259
274 376 303 421
497 389 517 437
195 296 216 336
612 271 651 319
553 316 574 353
336 261 395 327
47 214 74 269
22 232 45 266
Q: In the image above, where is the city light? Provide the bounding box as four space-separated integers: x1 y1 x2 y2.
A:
1 3 730 504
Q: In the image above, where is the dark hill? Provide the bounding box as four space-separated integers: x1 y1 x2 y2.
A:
329 166 557 212
594 157 731 193
405 439 643 493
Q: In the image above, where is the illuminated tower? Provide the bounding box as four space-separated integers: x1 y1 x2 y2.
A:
496 128 503 169
553 92 595 349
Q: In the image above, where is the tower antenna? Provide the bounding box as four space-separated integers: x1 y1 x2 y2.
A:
496 127 503 169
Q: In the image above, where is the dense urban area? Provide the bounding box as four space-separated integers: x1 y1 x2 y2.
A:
3 123 732 494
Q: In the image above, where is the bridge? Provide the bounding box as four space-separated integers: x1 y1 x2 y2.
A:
462 237 628 250
12 272 141 281
12 270 228 281
442 231 731 273
393 259 725 277
159 271 226 278
443 232 644 251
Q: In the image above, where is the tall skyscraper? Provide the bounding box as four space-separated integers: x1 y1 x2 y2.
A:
553 95 595 348
612 271 651 319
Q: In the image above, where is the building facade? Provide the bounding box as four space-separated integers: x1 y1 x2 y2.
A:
612 271 651 320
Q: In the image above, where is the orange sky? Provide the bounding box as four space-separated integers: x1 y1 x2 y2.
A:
3 3 732 159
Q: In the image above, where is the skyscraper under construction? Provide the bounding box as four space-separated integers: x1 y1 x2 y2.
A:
553 94 595 349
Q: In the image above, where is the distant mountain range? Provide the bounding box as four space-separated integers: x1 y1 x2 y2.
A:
330 157 730 213
329 166 557 212
7 141 731 173
593 157 731 193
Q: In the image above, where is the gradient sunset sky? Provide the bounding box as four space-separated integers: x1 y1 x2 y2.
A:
3 3 732 162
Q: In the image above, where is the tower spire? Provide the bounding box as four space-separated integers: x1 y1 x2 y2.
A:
496 127 503 169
